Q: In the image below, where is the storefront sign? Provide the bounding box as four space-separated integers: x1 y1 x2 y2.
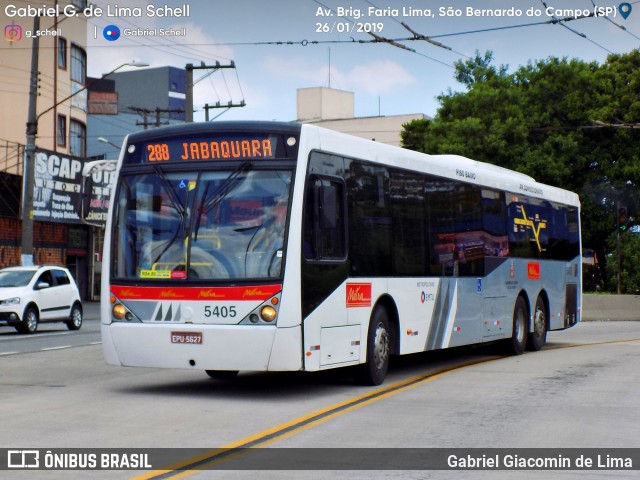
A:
33 149 84 224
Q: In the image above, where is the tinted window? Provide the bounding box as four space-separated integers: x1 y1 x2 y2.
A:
347 161 392 276
426 178 455 276
390 171 426 275
303 176 346 261
37 270 54 287
454 184 484 276
53 270 71 286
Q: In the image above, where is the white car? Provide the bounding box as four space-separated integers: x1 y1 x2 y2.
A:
0 265 83 334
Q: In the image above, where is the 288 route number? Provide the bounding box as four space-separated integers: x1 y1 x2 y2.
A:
204 305 237 318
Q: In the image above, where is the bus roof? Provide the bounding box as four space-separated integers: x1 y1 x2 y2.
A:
301 123 580 207
125 121 302 144
121 121 579 207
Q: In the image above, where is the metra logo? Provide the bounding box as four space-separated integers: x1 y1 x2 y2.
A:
346 283 372 307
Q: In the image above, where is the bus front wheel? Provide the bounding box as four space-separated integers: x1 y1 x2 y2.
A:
355 307 391 386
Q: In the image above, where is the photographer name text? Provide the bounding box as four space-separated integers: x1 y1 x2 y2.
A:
5 3 190 18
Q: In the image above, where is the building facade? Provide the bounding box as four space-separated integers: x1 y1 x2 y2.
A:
0 1 91 297
87 66 186 159
296 87 427 146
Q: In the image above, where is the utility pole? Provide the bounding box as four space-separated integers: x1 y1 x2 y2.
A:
185 64 193 123
203 101 246 121
21 15 40 266
129 107 185 129
129 107 153 129
21 60 147 265
155 108 184 127
185 61 239 122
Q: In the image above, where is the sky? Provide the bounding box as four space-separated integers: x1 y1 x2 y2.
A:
24 0 640 122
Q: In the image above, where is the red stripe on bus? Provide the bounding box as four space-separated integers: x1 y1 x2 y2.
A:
111 284 282 301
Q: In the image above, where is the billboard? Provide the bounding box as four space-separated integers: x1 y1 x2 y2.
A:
32 149 114 226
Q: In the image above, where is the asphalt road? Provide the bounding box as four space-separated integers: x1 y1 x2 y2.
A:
0 302 101 355
0 318 639 480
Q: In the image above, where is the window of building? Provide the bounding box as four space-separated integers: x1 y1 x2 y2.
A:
57 115 66 147
69 119 86 156
70 44 86 84
57 37 67 69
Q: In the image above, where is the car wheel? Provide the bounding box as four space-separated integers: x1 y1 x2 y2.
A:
19 307 39 334
66 304 83 330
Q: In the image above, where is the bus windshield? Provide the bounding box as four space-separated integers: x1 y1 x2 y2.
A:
111 168 292 281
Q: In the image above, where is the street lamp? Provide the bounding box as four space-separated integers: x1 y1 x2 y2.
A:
34 61 149 126
21 59 148 265
97 137 122 151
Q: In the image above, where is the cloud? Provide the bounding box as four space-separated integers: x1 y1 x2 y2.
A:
262 56 416 95
343 60 416 94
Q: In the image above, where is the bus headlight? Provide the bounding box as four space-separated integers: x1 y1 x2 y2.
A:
113 304 127 320
260 306 277 322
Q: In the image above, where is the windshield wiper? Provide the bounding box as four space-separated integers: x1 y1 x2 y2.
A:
152 165 189 265
194 161 252 239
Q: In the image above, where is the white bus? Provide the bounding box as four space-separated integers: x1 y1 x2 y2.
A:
97 121 581 385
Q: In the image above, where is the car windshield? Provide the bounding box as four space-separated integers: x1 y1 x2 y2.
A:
111 168 292 281
0 270 36 287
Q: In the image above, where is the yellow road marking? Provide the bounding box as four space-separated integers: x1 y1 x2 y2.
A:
133 336 640 479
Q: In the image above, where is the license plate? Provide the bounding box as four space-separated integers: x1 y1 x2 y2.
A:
171 331 203 344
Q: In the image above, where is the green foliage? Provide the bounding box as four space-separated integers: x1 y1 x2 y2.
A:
605 233 640 294
402 49 640 292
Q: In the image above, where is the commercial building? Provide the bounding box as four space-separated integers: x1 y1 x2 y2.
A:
87 66 186 159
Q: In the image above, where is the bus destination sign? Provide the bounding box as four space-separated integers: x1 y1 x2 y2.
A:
143 135 277 162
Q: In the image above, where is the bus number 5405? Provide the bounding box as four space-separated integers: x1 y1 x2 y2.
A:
204 305 237 318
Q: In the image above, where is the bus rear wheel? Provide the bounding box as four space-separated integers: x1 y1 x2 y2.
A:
355 307 390 386
506 296 528 355
527 296 547 351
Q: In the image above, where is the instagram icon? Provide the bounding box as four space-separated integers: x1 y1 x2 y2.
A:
4 24 22 42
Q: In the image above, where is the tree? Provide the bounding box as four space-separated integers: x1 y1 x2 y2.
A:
605 232 640 294
402 49 640 292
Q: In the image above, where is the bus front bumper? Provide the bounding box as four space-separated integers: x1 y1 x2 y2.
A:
102 323 302 372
